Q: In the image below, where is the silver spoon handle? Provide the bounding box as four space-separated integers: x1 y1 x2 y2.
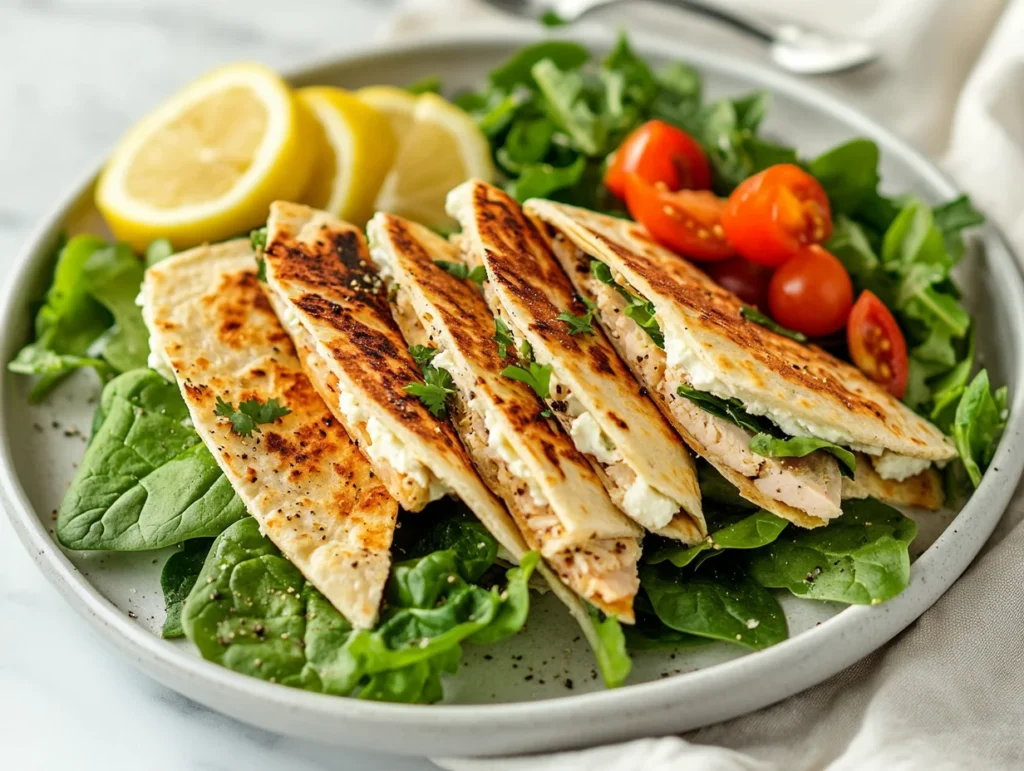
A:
647 0 778 42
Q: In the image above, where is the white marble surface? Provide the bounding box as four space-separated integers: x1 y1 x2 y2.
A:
0 1 436 768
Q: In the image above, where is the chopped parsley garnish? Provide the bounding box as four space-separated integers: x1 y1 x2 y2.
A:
404 366 457 418
434 260 488 286
214 396 290 437
591 260 664 348
740 306 807 342
409 345 439 369
502 362 552 401
494 317 515 359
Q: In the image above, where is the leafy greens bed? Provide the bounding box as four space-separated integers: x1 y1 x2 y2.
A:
6 35 1009 705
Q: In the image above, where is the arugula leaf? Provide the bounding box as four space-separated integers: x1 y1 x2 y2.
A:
826 216 881 281
590 260 664 348
489 41 590 90
160 538 213 638
809 139 880 214
624 611 708 651
145 239 174 267
434 260 487 286
531 59 603 156
587 605 632 688
406 76 442 95
56 369 246 551
646 509 788 569
640 562 788 650
82 244 150 373
408 345 439 369
932 194 984 260
9 235 114 400
556 301 596 335
493 316 515 359
214 396 291 437
749 433 857 478
930 328 975 432
675 385 772 435
747 498 917 604
953 369 1007 486
497 117 556 172
740 306 807 342
404 366 457 418
182 515 538 703
501 361 552 401
508 156 586 201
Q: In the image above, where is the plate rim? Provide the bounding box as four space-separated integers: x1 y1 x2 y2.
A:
3 27 1023 751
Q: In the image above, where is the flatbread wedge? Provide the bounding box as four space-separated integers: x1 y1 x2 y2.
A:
141 240 397 629
447 180 704 543
367 211 642 623
842 454 944 510
525 199 956 526
261 202 530 572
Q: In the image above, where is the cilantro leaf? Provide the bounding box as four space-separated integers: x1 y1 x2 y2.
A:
501 362 552 401
591 260 664 348
434 260 487 286
404 366 457 418
494 317 515 359
215 396 291 437
740 306 807 342
409 345 439 369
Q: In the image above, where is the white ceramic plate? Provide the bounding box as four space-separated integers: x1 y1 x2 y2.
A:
3 30 1023 758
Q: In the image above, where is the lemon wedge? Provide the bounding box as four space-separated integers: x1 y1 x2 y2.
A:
96 63 314 251
371 92 494 230
297 87 396 226
356 86 418 144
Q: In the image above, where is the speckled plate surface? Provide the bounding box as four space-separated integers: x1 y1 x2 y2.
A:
3 30 1022 758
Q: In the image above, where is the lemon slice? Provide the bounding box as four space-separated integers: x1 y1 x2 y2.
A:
372 93 494 230
356 86 418 144
297 87 397 226
96 63 314 251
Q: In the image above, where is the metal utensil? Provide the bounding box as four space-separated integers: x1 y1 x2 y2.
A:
483 0 877 75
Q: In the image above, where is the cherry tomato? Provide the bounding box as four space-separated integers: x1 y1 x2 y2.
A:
624 174 735 262
704 257 773 308
722 164 832 267
847 290 909 398
767 245 853 338
604 120 711 199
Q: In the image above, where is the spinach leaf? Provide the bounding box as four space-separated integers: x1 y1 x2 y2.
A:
809 139 880 214
489 41 590 90
590 259 664 347
160 538 213 638
749 433 857 478
675 384 772 435
587 605 632 688
740 305 807 342
646 509 787 569
182 517 539 703
508 156 586 201
531 59 604 156
56 369 247 550
930 328 975 432
747 498 917 604
953 369 1007 487
625 610 708 651
640 562 787 650
9 235 114 400
82 244 150 373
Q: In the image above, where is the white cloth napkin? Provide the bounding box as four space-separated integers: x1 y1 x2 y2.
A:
387 0 1024 768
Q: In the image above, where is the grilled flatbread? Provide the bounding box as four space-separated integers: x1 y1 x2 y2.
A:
842 455 944 510
261 202 529 568
447 180 704 544
525 200 956 527
141 240 397 629
367 212 641 622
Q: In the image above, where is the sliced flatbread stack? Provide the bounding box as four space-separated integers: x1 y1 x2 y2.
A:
447 180 704 543
260 201 529 564
367 211 642 622
525 199 954 523
141 240 397 628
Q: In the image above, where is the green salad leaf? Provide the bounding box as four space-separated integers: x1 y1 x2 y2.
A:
591 259 664 347
953 370 1008 487
501 361 552 400
640 562 788 650
675 385 772 436
646 509 788 569
493 316 515 359
160 538 213 638
488 41 590 90
531 59 604 156
56 369 247 551
746 498 917 604
808 139 880 215
82 244 150 373
748 433 857 478
587 605 632 688
145 239 174 267
740 306 807 342
182 515 539 704
406 76 442 95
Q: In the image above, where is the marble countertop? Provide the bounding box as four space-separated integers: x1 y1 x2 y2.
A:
0 1 436 768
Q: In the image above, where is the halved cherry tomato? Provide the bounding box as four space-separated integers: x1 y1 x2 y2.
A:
624 174 734 262
604 120 711 199
722 164 832 267
847 290 909 398
704 257 773 309
767 245 853 338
